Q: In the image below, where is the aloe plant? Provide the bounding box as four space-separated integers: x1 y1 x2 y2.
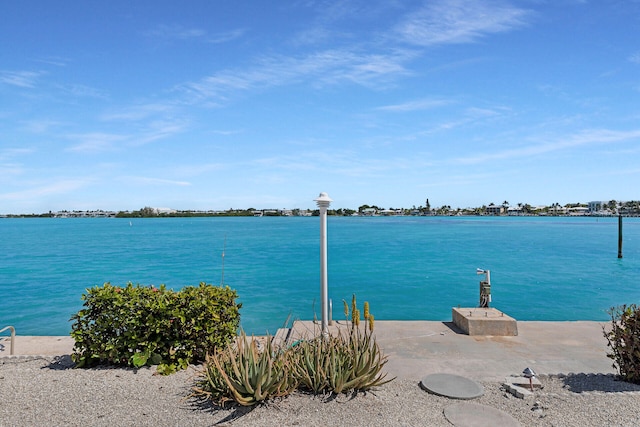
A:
293 296 394 394
193 332 298 406
194 297 394 406
291 337 331 393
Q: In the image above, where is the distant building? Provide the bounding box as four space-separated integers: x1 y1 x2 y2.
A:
154 207 176 215
588 201 605 213
485 206 504 215
507 206 523 216
567 206 589 216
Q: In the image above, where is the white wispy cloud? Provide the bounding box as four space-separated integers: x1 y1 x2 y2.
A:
175 2 528 106
207 29 246 44
132 121 188 145
32 56 69 67
0 179 90 201
291 27 337 47
290 0 379 47
143 25 244 44
57 83 108 99
66 132 128 153
173 162 227 177
121 176 191 186
396 0 531 46
248 149 430 179
101 103 176 121
179 48 413 103
210 129 242 136
454 128 640 164
0 163 24 179
0 70 45 88
144 24 207 40
0 148 34 160
377 98 454 112
66 120 187 152
21 119 66 134
629 52 640 64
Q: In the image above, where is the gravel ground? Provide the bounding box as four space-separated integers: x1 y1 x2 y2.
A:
2 356 640 426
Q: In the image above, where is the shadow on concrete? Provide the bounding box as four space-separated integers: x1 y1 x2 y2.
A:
560 373 640 393
442 321 466 335
44 355 75 370
186 396 257 426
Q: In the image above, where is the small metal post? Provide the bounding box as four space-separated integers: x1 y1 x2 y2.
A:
477 268 491 308
523 367 536 391
0 325 16 355
618 214 623 259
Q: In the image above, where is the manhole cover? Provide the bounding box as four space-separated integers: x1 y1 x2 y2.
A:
444 402 521 426
419 373 484 399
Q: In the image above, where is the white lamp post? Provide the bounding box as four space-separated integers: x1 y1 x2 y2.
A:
314 192 333 336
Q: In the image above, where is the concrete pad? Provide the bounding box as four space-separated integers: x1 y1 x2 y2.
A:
506 375 542 389
3 320 616 385
420 373 484 400
444 402 522 427
503 384 534 399
0 336 74 357
281 320 615 382
452 307 518 336
503 375 542 399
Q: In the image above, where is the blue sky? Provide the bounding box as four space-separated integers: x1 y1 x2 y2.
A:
1 0 639 214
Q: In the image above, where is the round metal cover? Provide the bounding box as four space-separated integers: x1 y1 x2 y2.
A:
444 402 521 426
419 373 484 400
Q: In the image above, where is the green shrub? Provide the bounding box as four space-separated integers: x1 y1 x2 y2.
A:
604 304 640 384
70 282 241 374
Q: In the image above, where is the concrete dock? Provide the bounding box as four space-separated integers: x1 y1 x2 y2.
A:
2 320 615 381
276 320 614 381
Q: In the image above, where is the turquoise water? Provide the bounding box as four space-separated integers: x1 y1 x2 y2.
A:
1 216 639 336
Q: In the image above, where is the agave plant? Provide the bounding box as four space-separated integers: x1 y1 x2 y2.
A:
293 296 394 395
341 325 393 391
290 337 331 393
193 332 298 406
192 351 235 406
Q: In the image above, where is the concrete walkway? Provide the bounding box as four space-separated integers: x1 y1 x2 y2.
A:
1 320 615 382
277 320 615 381
0 335 75 357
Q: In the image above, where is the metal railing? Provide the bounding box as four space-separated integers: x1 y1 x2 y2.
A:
0 325 15 355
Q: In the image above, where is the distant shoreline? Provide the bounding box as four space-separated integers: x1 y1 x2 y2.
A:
2 210 638 218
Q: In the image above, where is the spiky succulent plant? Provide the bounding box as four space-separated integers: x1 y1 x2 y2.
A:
193 332 298 406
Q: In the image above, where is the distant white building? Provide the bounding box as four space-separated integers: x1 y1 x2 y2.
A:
154 207 176 215
588 201 605 213
567 206 589 216
507 206 523 216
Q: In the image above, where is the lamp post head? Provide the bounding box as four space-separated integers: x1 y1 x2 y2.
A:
314 192 333 209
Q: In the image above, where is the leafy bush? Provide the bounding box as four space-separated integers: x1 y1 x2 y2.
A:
604 304 640 384
193 332 298 406
70 282 241 374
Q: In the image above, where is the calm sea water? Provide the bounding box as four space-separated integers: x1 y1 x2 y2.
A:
1 216 639 336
